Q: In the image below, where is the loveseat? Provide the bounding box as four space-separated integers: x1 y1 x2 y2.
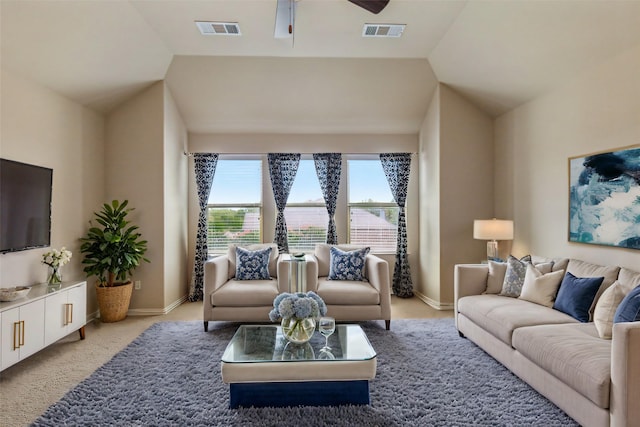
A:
203 243 391 331
454 257 640 427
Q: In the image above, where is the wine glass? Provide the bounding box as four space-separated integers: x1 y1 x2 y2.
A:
318 317 335 350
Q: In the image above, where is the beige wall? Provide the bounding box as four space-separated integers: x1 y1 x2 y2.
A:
163 86 189 308
105 81 189 313
418 84 494 307
105 82 165 310
419 87 441 303
186 133 420 288
495 45 640 270
0 69 105 315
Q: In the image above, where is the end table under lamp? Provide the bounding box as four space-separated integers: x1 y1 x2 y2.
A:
473 218 514 261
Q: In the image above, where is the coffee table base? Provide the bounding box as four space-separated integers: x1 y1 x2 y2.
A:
229 380 370 408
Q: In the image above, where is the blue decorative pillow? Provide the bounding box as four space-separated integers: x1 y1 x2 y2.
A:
328 246 370 281
614 285 640 323
235 247 272 280
553 272 604 322
499 255 532 297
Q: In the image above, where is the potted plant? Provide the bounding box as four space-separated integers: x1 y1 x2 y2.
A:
80 200 149 322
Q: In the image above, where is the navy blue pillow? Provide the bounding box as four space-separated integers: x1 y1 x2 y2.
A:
553 272 604 322
614 285 640 323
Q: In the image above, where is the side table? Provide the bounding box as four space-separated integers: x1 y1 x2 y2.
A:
283 254 307 293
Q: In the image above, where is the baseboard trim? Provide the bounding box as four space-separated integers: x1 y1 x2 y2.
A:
414 291 454 311
87 310 100 323
127 295 188 316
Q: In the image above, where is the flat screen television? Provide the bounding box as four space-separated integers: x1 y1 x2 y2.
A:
0 158 53 254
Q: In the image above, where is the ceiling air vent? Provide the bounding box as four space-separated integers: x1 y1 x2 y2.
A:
196 21 241 36
362 24 405 38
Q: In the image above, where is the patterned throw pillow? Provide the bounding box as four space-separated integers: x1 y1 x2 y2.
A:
328 246 370 281
235 247 272 280
499 255 532 297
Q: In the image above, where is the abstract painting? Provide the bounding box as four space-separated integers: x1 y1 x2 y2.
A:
569 145 640 250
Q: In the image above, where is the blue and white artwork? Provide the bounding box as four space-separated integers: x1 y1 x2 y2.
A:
569 145 640 250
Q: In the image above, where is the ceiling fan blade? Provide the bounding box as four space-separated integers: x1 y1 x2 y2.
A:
347 0 390 14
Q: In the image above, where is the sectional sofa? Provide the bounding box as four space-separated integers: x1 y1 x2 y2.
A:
454 257 640 427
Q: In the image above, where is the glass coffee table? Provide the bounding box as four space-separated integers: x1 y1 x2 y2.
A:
221 324 377 408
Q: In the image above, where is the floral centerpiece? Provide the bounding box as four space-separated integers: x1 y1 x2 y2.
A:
42 247 72 285
269 291 327 344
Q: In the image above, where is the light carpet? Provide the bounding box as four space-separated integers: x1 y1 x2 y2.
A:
32 319 578 426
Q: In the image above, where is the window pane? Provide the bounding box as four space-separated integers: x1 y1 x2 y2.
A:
284 207 328 252
207 207 261 254
208 159 262 254
285 159 326 252
288 159 323 204
348 160 394 203
348 159 398 252
349 207 398 253
209 160 261 204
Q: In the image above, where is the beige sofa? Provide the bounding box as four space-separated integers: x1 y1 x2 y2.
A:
454 258 640 427
203 243 392 331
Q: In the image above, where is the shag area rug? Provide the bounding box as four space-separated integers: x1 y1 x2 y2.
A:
33 319 578 426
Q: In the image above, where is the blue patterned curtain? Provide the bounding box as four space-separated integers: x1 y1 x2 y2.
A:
268 153 300 253
189 153 218 301
313 153 342 244
380 153 414 298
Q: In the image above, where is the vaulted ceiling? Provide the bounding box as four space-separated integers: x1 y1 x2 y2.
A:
2 0 640 133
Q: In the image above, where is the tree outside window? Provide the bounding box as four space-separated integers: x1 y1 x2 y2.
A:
207 158 262 255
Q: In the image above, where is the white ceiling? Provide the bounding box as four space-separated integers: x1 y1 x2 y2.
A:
2 0 640 133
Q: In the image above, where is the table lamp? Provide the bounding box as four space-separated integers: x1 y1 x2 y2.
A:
473 218 514 261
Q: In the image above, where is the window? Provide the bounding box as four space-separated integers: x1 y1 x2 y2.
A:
348 158 398 253
207 158 262 255
284 159 328 252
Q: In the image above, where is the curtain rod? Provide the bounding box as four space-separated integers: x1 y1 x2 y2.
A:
183 152 417 156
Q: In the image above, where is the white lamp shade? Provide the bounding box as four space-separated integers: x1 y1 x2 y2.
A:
473 219 514 241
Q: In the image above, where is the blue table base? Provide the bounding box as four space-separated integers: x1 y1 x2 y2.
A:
229 380 370 408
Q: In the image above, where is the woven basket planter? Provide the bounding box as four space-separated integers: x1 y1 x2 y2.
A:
96 281 133 323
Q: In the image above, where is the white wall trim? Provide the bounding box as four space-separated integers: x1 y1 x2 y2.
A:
87 310 100 324
414 290 454 311
126 295 188 316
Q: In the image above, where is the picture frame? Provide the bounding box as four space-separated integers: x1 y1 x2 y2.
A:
568 144 640 250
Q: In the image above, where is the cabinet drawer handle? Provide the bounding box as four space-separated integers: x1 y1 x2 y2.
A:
13 321 20 350
64 303 74 325
20 320 25 347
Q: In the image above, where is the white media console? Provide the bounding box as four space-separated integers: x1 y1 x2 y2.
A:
0 280 86 371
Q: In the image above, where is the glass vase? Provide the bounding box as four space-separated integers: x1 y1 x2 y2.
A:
281 317 316 344
47 266 62 285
